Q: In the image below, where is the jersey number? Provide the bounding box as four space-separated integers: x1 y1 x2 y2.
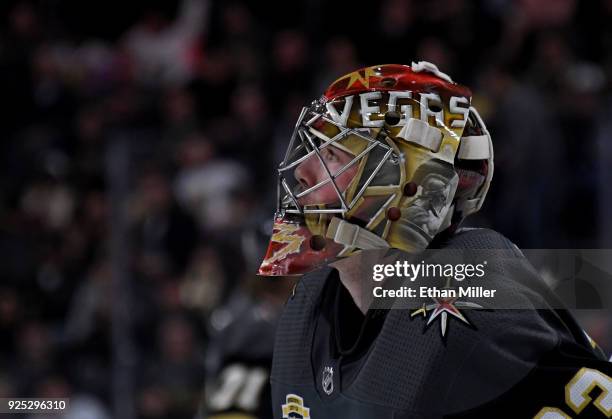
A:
207 364 268 412
534 367 612 418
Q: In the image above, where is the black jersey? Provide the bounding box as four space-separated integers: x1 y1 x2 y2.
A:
270 229 611 418
203 292 278 419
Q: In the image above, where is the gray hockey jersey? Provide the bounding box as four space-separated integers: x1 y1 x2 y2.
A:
270 229 611 418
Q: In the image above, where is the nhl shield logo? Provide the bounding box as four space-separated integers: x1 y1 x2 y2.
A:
322 366 334 395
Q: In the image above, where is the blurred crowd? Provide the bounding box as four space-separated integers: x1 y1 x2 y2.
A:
0 0 611 418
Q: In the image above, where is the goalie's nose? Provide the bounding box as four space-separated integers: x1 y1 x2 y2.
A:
294 154 319 190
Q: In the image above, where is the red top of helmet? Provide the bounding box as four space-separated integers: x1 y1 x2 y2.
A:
324 63 471 101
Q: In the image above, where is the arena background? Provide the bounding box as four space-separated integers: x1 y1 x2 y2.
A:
0 0 611 418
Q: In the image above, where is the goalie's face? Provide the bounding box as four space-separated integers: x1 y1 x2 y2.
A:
294 146 359 206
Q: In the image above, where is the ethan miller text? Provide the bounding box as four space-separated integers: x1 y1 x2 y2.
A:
420 286 497 298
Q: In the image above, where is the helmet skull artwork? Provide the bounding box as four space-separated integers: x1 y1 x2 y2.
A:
259 62 493 276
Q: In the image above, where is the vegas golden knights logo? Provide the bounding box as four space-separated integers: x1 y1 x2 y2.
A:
282 394 310 419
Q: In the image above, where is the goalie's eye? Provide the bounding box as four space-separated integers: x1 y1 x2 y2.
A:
321 147 339 163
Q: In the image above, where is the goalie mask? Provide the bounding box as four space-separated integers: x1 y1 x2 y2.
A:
259 62 493 276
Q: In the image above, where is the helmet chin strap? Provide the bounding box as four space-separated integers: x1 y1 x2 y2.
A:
327 201 456 255
326 217 390 250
